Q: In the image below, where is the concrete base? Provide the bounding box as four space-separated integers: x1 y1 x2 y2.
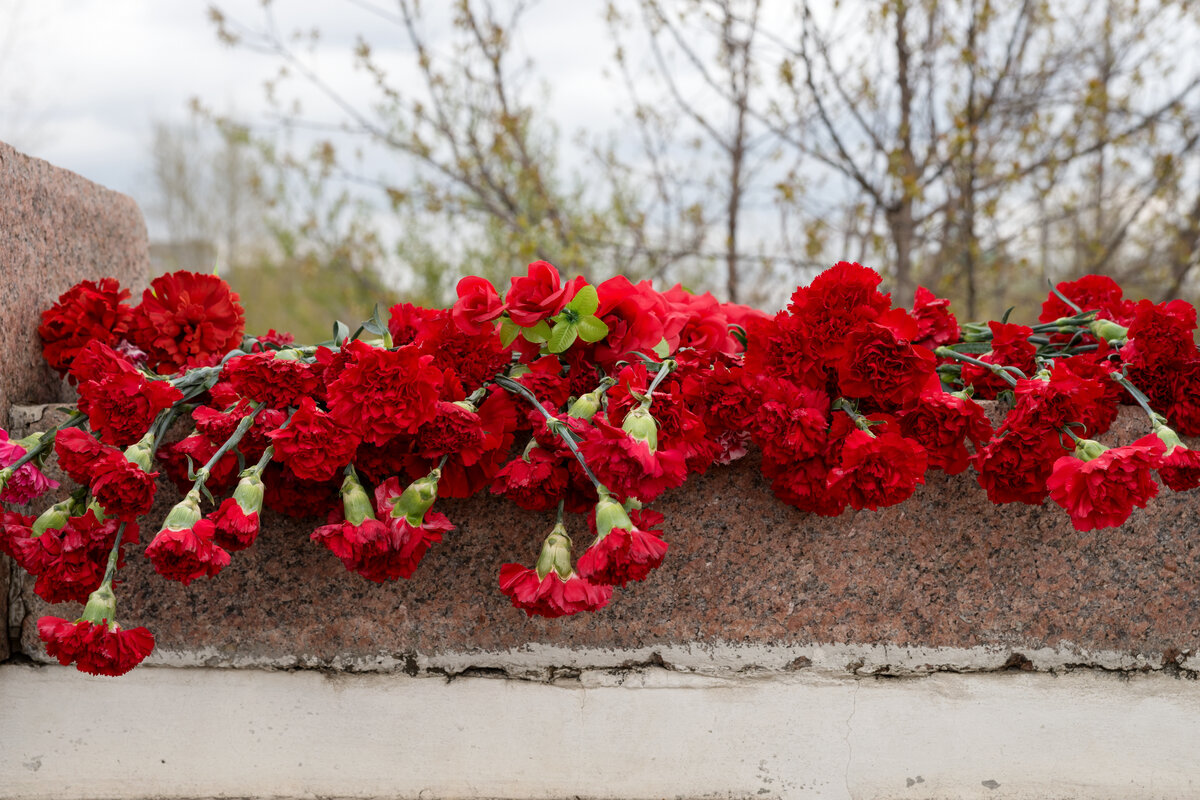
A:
2 663 1198 800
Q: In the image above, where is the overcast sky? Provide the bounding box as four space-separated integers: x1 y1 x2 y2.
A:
0 0 623 216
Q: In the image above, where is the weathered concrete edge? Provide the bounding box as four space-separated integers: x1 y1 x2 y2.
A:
17 639 1198 681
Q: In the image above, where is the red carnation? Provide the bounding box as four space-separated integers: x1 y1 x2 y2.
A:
505 261 572 327
0 429 59 504
826 424 927 511
129 270 245 373
452 275 505 334
762 452 844 516
208 470 265 551
14 510 136 605
38 278 134 377
224 350 323 409
53 427 109 485
145 518 231 585
787 261 891 370
911 286 960 348
497 564 612 618
1046 435 1164 531
577 414 687 503
326 339 443 445
836 308 937 409
960 321 1036 399
750 377 830 462
973 430 1068 505
262 463 342 519
89 449 158 521
1001 363 1106 439
77 368 182 447
899 388 993 475
576 497 667 587
491 446 570 512
1039 274 1134 325
268 397 360 482
38 616 155 677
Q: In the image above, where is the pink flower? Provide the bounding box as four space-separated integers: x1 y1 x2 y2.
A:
0 429 58 504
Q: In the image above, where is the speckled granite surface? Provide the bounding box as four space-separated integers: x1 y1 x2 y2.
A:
0 139 151 426
0 141 150 661
11 404 1200 670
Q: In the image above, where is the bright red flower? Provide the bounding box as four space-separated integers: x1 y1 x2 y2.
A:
787 261 891 370
386 302 442 346
592 276 679 368
1157 442 1200 492
1121 299 1198 368
1046 435 1164 531
358 476 456 580
69 338 138 384
412 315 513 391
129 270 245 373
0 430 58 504
38 278 134 377
248 329 295 351
750 377 830 462
326 339 443 445
1039 274 1134 324
145 518 231 585
911 286 960 348
836 308 937 409
826 424 927 511
497 564 612 618
452 275 505 334
209 496 261 551
157 434 239 495
899 388 993 475
1001 363 1106 438
14 511 136 604
224 350 323 409
53 427 109 485
77 367 182 447
89 450 158 520
505 261 572 327
577 503 667 587
191 402 284 461
0 511 33 561
268 397 360 482
38 617 155 677
577 415 686 502
310 517 398 581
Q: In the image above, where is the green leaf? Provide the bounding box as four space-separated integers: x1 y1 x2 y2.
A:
499 318 521 347
576 315 609 343
547 320 579 353
522 320 552 343
651 338 671 358
566 284 599 317
332 320 352 344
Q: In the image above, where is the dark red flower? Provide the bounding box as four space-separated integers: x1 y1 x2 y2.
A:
209 496 261 551
1039 274 1134 324
89 449 159 520
77 366 182 447
973 430 1070 505
224 350 323 409
836 308 937 409
911 286 961 348
53 427 109 485
491 446 570 512
497 564 612 618
386 302 442 346
38 616 155 677
15 511 136 604
899 388 993 475
826 424 927 511
38 278 134 377
750 377 830 462
1001 363 1106 439
326 339 444 445
129 270 245 373
145 518 231 585
577 414 686 502
268 397 360 482
761 452 843 516
452 275 505 334
505 261 572 327
1046 435 1164 531
413 314 514 391
262 464 342 519
787 261 891 371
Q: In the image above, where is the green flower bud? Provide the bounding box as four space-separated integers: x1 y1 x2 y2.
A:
1154 424 1184 455
1089 318 1129 344
622 403 659 452
1073 437 1108 462
32 498 74 538
534 523 575 581
0 467 11 496
594 493 634 542
567 390 604 420
122 430 157 473
232 471 265 515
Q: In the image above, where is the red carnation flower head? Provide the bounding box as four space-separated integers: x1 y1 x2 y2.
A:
89 433 159 521
1001 363 1106 439
576 492 668 587
911 286 961 349
366 470 455 580
39 278 135 378
973 429 1069 505
498 523 613 618
208 470 265 551
37 582 154 676
577 413 685 503
15 505 135 605
787 261 892 370
145 488 231 585
1039 274 1134 325
899 386 993 475
1152 424 1200 492
452 275 505 334
835 308 937 409
1046 434 1165 531
53 426 108 485
76 348 183 446
129 270 245 373
0 429 59 504
491 443 571 512
1120 299 1198 368
326 339 444 445
268 397 360 482
825 410 927 511
224 349 323 409
505 261 571 327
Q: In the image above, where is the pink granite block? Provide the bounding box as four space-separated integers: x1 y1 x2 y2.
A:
11 404 1200 671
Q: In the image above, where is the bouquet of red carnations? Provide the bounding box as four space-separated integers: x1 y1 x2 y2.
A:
2 261 1198 676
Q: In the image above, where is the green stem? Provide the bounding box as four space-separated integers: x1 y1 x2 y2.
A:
100 521 126 588
2 411 89 473
198 403 264 478
643 359 677 407
934 347 1021 387
1108 371 1166 427
494 375 605 492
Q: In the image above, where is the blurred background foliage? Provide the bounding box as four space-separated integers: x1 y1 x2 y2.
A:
144 0 1200 339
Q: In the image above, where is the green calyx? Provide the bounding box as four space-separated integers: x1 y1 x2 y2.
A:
1154 424 1184 455
162 488 204 531
389 469 441 526
622 403 659 452
1088 318 1129 344
0 467 10 495
568 390 605 420
123 430 157 473
32 498 74 538
339 471 377 527
1073 438 1108 462
273 348 303 362
594 493 634 542
534 523 575 581
232 472 265 515
79 583 119 629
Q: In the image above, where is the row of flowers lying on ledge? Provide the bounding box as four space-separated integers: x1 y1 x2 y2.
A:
1 262 1199 676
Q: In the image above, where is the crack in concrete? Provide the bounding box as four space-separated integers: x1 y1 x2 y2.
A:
844 681 859 798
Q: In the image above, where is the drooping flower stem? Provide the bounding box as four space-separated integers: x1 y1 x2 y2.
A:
494 374 606 492
934 347 1022 387
643 359 677 407
1107 370 1168 427
0 411 90 476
